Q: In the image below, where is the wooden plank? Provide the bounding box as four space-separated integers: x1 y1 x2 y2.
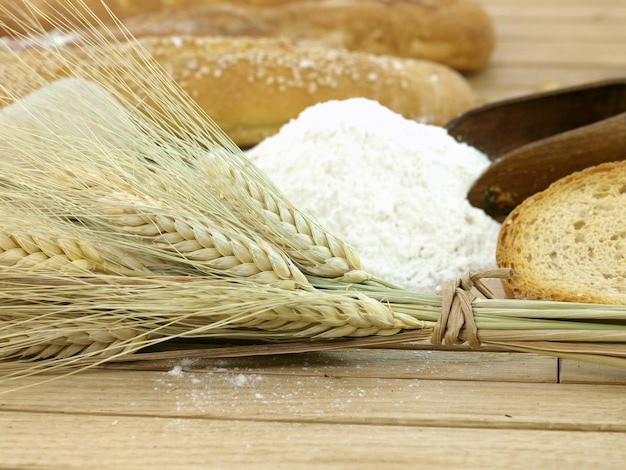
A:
102 349 558 383
2 412 626 470
468 64 622 88
1 370 625 431
484 0 626 6
495 21 626 40
492 30 626 44
472 0 626 107
467 65 623 103
490 42 626 67
485 5 626 21
560 360 626 384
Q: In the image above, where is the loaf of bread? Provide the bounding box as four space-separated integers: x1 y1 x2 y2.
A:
496 160 626 304
112 0 495 72
0 36 476 147
1 0 496 72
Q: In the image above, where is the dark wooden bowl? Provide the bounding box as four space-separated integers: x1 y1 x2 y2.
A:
446 78 626 221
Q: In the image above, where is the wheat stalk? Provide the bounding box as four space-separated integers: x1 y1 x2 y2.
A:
0 274 416 336
2 272 626 375
0 273 425 376
0 77 311 288
0 177 310 287
0 2 367 283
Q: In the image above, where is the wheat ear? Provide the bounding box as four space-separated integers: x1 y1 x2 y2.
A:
0 203 161 275
98 194 311 288
0 325 148 360
0 231 147 275
219 164 369 282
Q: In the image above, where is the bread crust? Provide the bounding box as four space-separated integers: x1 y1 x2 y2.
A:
1 36 476 147
1 0 496 72
496 160 626 304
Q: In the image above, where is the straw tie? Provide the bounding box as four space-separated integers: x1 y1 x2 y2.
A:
431 268 514 348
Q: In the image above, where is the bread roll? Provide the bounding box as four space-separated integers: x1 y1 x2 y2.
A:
0 36 476 147
496 160 626 304
1 0 496 72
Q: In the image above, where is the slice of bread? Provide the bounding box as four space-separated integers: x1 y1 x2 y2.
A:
496 160 626 304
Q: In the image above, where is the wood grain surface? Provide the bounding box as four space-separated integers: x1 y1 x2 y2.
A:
2 1 626 469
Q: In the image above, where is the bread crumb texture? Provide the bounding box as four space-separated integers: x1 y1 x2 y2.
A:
497 161 626 304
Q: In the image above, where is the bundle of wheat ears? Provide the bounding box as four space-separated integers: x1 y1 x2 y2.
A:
0 1 625 386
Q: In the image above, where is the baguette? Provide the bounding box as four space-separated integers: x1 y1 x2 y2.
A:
1 0 496 72
0 36 476 147
496 160 626 305
111 0 495 72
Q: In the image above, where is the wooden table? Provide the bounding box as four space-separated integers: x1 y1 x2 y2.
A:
2 1 626 468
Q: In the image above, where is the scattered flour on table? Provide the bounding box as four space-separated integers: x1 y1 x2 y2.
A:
246 98 501 291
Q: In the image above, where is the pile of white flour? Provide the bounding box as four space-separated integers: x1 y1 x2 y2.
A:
247 98 501 291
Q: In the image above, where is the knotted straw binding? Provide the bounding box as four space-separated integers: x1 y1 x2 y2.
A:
431 268 514 348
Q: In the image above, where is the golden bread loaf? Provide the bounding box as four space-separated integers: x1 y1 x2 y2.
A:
111 0 496 72
1 0 496 72
0 36 476 147
496 160 626 304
